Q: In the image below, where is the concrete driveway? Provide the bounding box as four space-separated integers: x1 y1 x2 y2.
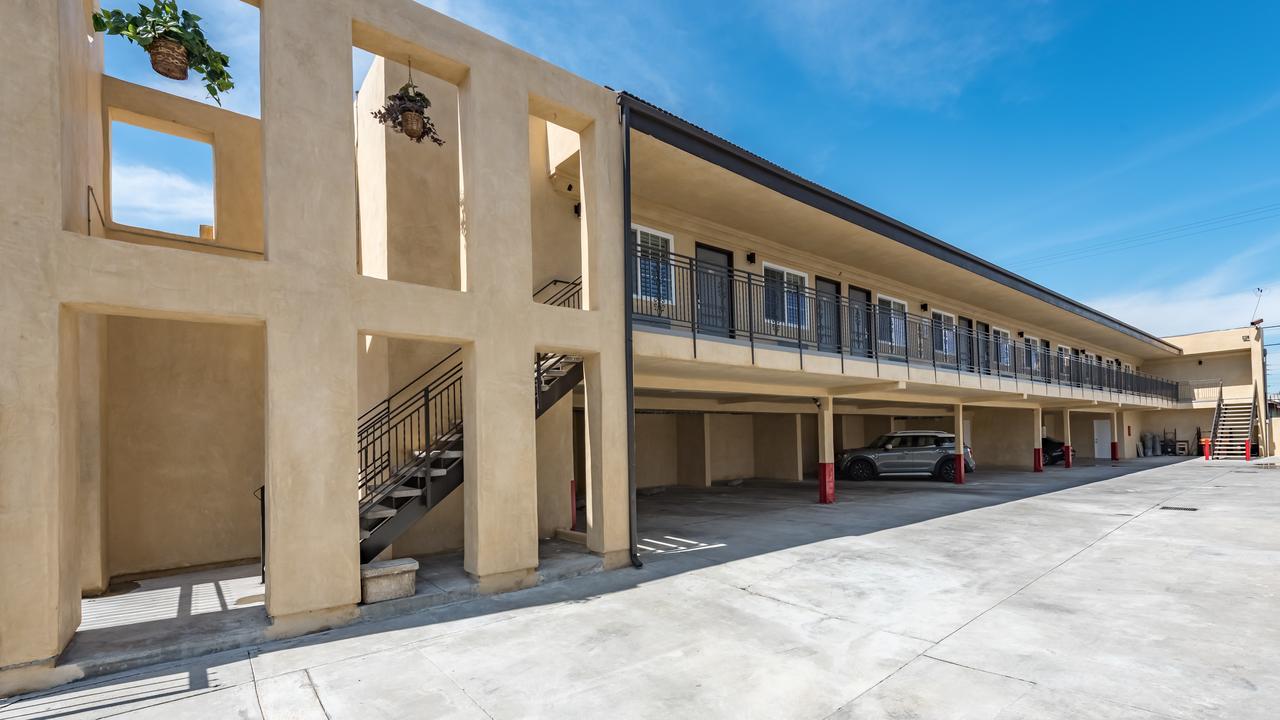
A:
4 458 1277 719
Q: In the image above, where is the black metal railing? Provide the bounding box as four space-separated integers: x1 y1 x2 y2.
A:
631 247 1179 401
534 276 583 309
356 277 585 509
357 351 463 509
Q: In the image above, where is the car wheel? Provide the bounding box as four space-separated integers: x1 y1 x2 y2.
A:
936 458 956 482
848 459 876 481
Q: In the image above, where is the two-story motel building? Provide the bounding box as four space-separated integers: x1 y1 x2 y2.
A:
0 0 1272 694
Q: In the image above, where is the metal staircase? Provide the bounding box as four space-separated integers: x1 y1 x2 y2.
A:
356 279 583 563
1210 382 1258 460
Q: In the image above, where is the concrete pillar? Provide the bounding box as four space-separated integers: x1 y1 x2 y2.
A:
259 0 361 630
1111 410 1122 461
0 1 87 682
582 354 630 568
454 57 543 587
1032 405 1044 472
817 398 835 503
952 402 966 484
576 117 630 568
1062 408 1073 468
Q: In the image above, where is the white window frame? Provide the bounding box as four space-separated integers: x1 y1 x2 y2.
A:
763 261 809 327
631 224 675 304
930 309 957 357
876 293 909 347
991 326 1013 370
1022 334 1041 373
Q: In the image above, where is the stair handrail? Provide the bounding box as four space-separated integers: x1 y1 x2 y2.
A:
1248 380 1259 459
1209 379 1224 455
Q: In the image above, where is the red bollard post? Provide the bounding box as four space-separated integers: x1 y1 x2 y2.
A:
1033 447 1043 472
1202 438 1211 460
1110 441 1119 462
953 453 965 484
818 462 835 503
1245 440 1252 462
1063 445 1073 468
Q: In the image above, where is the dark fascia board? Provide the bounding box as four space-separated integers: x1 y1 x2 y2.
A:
619 93 1182 356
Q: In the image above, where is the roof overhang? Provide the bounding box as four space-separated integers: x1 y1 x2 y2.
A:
619 93 1181 358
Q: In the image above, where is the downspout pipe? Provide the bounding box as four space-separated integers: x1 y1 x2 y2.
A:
620 96 643 569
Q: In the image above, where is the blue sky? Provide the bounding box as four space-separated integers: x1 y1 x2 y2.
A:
105 1 1280 357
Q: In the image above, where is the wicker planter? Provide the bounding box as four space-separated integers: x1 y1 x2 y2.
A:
147 37 189 81
401 110 425 140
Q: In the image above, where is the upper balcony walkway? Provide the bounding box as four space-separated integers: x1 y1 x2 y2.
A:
630 248 1181 409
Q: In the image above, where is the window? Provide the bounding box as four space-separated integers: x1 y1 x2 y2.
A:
764 263 807 325
931 310 957 360
877 295 908 349
109 120 214 238
632 226 673 303
1023 335 1040 374
992 327 1012 370
1058 344 1071 377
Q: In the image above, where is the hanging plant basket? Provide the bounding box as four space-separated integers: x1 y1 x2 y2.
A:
372 65 446 146
147 36 189 80
401 109 426 140
92 2 235 105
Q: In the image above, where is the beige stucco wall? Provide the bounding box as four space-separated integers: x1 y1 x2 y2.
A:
968 408 1035 469
707 414 754 481
1 0 631 683
529 118 583 293
102 76 263 256
675 413 710 486
753 413 802 481
636 413 679 488
535 398 574 535
104 317 265 577
356 57 461 288
1132 409 1214 457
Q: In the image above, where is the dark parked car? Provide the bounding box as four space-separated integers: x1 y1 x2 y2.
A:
1042 437 1075 465
837 431 976 482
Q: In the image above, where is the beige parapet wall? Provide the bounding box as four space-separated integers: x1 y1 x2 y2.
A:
0 0 630 689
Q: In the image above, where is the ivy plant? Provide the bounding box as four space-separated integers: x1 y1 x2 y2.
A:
92 1 234 105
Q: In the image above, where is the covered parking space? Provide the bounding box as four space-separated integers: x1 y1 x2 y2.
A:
631 456 1191 568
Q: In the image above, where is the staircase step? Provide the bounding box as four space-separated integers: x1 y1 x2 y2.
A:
362 505 396 520
389 487 423 499
407 466 450 478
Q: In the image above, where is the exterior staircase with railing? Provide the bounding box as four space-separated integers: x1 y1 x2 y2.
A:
1210 381 1259 460
356 278 583 563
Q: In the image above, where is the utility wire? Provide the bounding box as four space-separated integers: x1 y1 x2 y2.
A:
1006 201 1280 268
1013 210 1280 269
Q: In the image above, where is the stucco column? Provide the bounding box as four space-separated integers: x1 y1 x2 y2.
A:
1111 410 1122 461
78 315 109 594
259 0 361 630
817 398 835 503
0 1 86 680
952 403 966 484
1032 405 1044 472
1062 408 1073 468
457 62 542 587
582 355 630 566
577 115 629 564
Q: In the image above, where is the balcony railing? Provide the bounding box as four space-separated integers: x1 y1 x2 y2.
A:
630 247 1179 402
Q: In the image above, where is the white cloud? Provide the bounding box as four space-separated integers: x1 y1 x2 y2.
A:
1085 240 1280 336
755 0 1058 109
110 163 214 234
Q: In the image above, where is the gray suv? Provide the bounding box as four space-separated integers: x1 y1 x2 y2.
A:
837 430 976 482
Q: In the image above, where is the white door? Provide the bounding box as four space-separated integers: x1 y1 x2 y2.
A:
1093 419 1111 459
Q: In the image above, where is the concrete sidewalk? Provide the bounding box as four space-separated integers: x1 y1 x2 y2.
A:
3 459 1277 719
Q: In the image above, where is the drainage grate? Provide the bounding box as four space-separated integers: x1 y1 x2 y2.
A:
1160 506 1198 512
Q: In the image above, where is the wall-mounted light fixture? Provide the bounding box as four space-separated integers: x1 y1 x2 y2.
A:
1017 331 1025 338
920 303 929 312
573 202 581 218
746 252 757 264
